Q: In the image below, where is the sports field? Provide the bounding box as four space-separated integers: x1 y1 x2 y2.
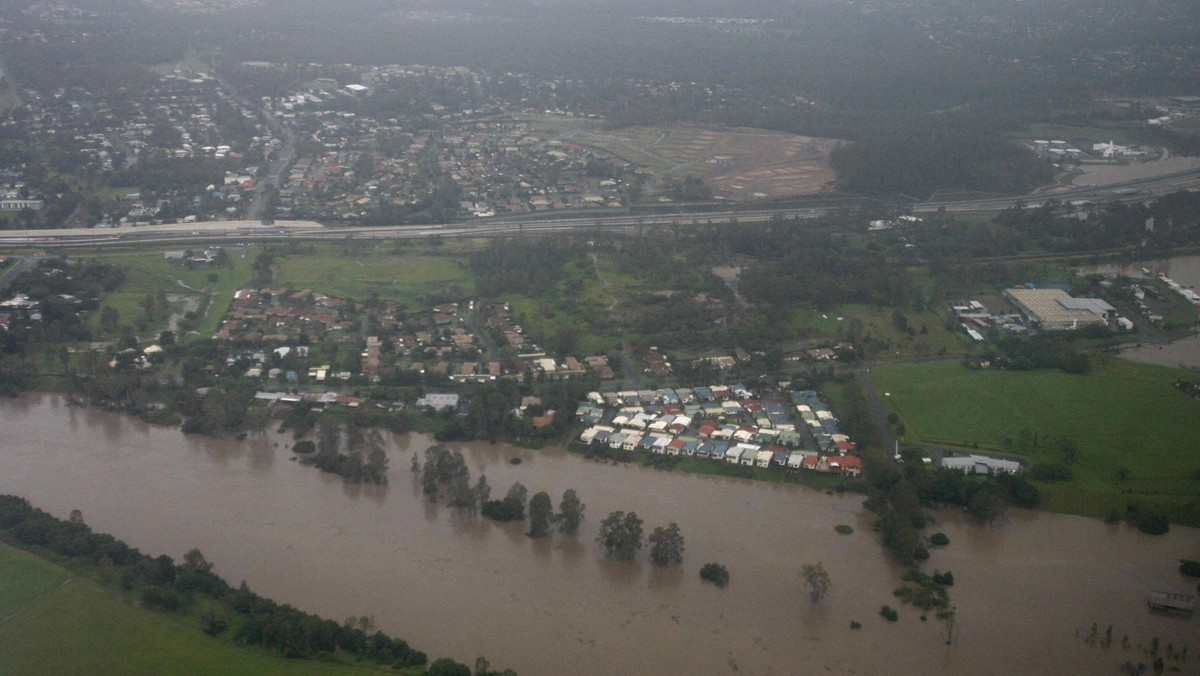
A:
870 359 1200 522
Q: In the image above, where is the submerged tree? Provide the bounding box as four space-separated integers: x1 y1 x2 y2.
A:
555 488 585 534
475 474 491 504
422 461 440 501
700 562 730 587
505 482 528 514
648 522 685 566
528 492 553 538
801 562 831 602
364 428 388 484
937 604 958 645
597 511 644 560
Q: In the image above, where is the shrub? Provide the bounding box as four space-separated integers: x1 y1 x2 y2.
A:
1180 560 1200 577
929 532 949 546
292 440 316 454
835 524 854 535
700 563 730 588
850 621 862 629
1134 509 1170 535
880 605 899 622
931 570 955 586
140 586 182 611
200 607 228 635
1030 462 1073 482
481 499 524 522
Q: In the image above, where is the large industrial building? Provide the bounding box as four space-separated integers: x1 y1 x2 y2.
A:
1004 287 1115 331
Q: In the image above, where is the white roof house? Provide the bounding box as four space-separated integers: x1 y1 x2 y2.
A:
416 392 460 411
941 454 1021 475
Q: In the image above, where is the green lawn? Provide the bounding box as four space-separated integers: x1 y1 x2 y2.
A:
275 248 474 309
0 543 69 616
92 253 254 342
870 359 1200 521
0 543 394 675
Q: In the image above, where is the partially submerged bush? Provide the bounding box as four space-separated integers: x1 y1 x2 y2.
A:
700 562 730 588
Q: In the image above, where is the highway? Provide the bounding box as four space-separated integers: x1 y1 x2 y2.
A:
1 166 1198 251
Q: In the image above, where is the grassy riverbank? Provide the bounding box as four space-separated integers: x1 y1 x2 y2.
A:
871 359 1200 524
0 542 416 675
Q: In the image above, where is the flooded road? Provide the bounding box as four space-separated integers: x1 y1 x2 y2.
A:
1083 255 1200 368
0 395 1196 675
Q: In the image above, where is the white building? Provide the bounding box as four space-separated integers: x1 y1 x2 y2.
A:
416 392 460 411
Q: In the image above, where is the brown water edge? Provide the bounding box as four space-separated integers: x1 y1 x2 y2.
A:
1082 255 1200 369
0 394 1196 675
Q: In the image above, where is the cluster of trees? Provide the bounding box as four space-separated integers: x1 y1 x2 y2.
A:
180 387 255 437
596 511 685 566
0 495 449 670
113 158 233 195
433 378 594 445
737 230 914 311
663 175 712 202
982 334 1093 375
470 238 580 298
863 446 1039 564
304 418 389 484
830 123 1054 198
1 258 125 347
418 445 585 537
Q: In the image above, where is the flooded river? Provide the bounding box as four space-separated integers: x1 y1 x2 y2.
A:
1 395 1196 675
1083 255 1200 368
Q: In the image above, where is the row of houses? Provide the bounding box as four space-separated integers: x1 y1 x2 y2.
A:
579 388 855 453
577 426 863 476
576 385 861 476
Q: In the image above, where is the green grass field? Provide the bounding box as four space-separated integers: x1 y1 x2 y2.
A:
93 253 254 341
0 543 70 616
275 247 474 309
870 359 1200 521
791 304 966 361
0 543 396 675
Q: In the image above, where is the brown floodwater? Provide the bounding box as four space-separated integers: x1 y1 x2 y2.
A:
1083 255 1200 369
1 395 1197 675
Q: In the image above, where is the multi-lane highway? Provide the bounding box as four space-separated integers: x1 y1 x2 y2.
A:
2 166 1199 250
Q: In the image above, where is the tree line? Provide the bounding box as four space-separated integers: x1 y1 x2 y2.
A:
416 445 585 538
299 418 390 484
0 495 496 672
862 445 1040 565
